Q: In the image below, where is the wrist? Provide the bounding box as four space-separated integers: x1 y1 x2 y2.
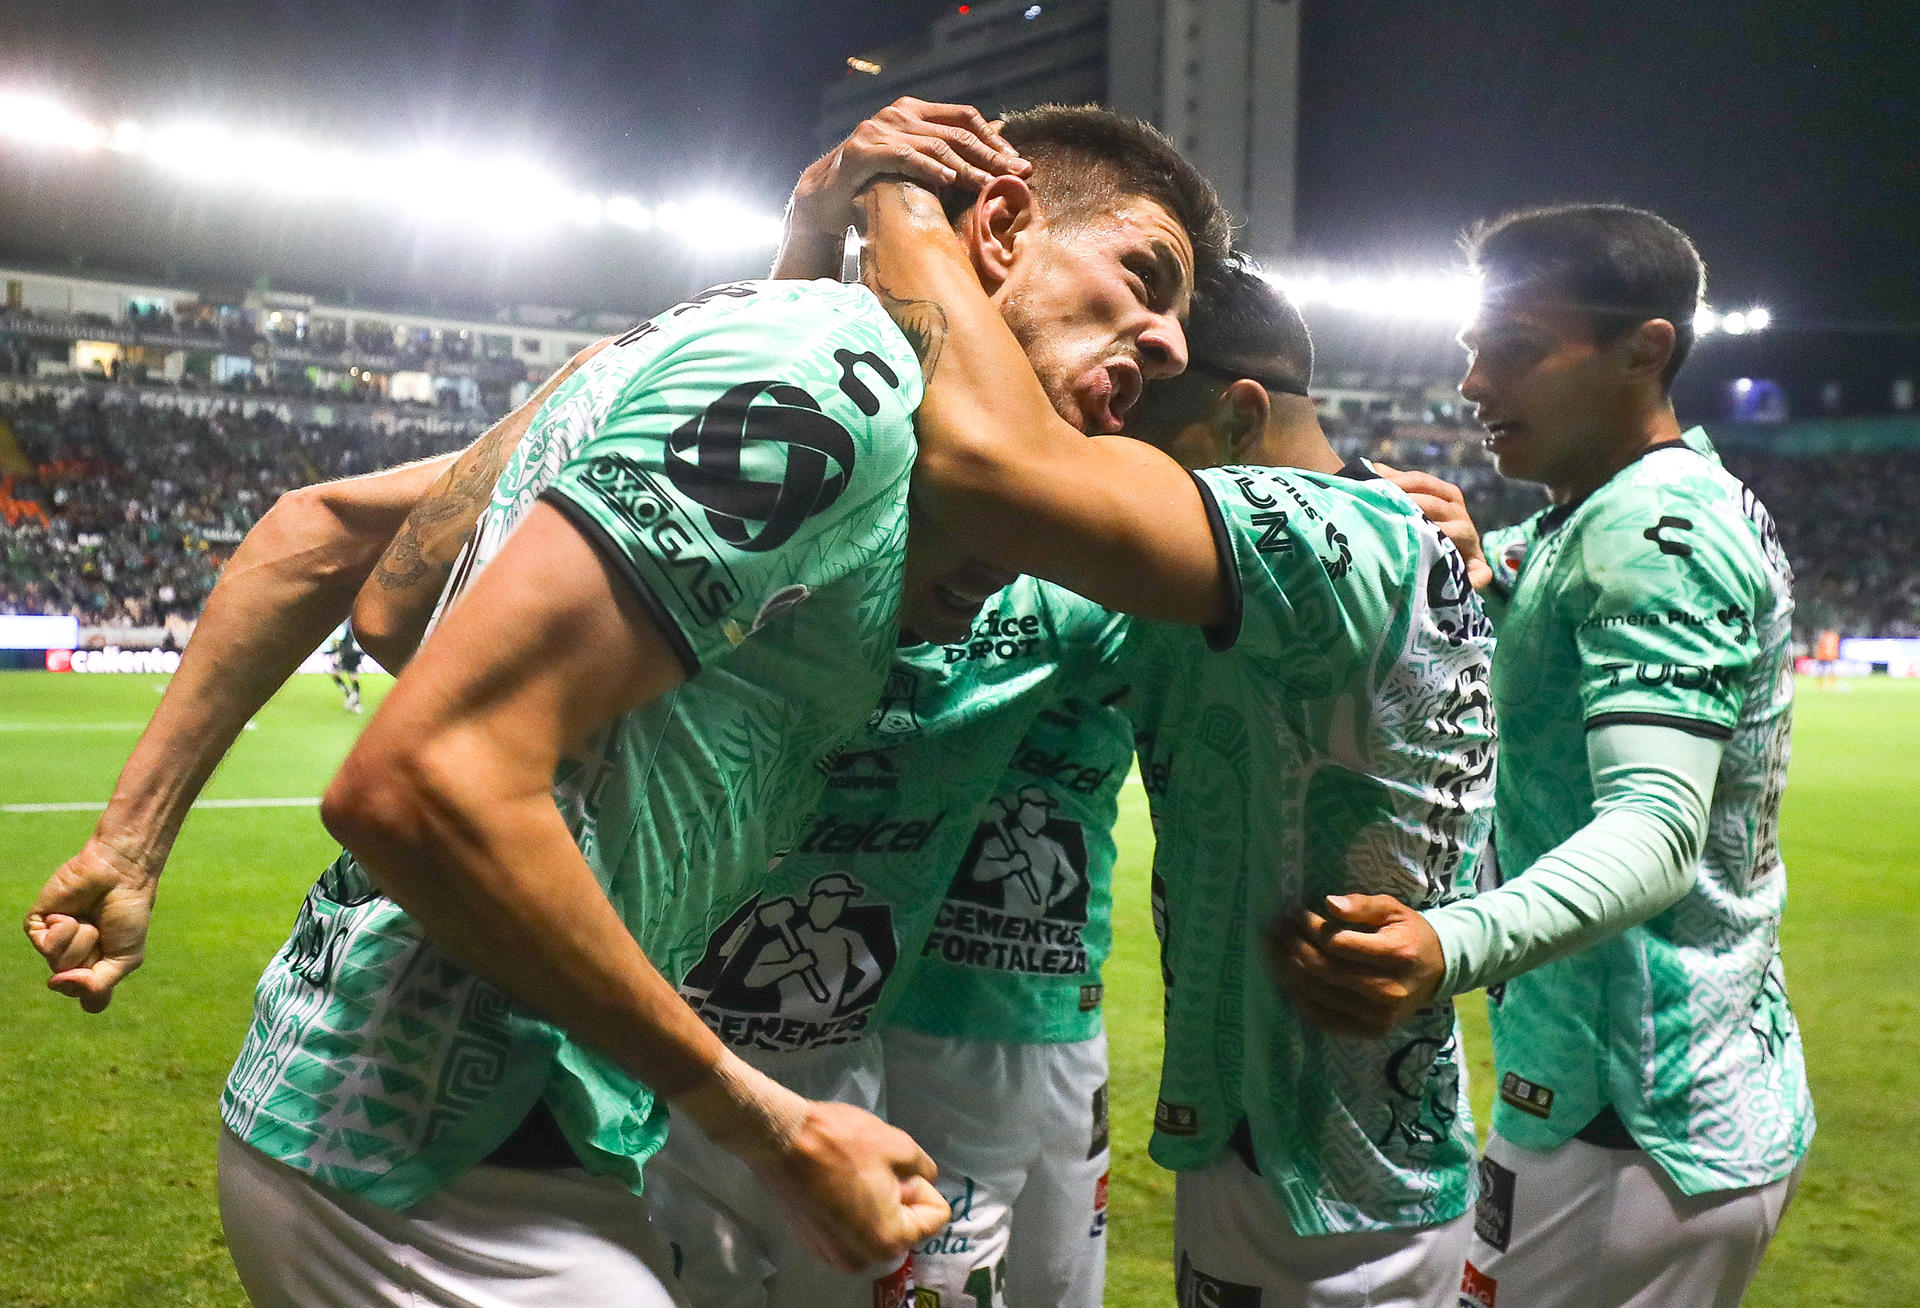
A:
668 1049 807 1166
84 821 171 885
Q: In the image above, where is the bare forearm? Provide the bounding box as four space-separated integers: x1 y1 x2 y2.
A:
94 461 449 864
326 759 726 1100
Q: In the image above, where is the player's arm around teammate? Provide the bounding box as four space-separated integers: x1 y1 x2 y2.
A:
349 96 1027 676
22 345 603 1010
858 179 1233 622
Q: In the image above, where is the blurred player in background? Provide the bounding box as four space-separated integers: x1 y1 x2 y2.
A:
1813 627 1842 690
1275 205 1812 1308
323 620 363 712
864 189 1497 1308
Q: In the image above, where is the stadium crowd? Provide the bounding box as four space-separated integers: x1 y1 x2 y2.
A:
0 394 467 627
1 391 1915 640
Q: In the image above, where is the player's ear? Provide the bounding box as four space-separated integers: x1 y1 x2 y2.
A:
1219 379 1270 461
966 175 1037 293
1621 318 1677 385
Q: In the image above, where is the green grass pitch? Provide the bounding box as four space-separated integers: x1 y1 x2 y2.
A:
1 672 1915 1305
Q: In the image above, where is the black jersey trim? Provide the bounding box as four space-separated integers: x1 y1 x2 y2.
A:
1188 471 1244 653
1584 710 1733 741
540 488 702 679
1536 439 1694 539
1337 457 1381 483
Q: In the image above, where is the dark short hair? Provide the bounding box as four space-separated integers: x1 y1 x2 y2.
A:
943 104 1231 274
1466 203 1706 391
1187 255 1314 396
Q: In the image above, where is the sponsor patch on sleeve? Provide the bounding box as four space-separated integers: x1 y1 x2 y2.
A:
1499 1071 1554 1119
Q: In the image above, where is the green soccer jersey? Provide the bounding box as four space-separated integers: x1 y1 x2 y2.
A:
1481 430 1812 1193
674 575 1128 1058
885 690 1133 1045
222 279 922 1208
1132 462 1498 1236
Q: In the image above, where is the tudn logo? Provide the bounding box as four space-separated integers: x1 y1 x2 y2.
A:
665 379 856 553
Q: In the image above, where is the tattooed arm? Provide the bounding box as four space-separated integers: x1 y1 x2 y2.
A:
26 451 456 1010
351 338 610 670
859 181 1227 627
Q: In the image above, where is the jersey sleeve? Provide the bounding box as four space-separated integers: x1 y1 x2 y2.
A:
1183 465 1395 697
1571 487 1765 740
541 285 921 675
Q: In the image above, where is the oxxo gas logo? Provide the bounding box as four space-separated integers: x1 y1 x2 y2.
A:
664 378 858 553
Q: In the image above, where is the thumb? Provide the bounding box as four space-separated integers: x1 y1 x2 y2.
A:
898 1175 951 1243
1324 893 1405 927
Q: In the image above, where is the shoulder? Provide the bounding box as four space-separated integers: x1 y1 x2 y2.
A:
1578 447 1769 575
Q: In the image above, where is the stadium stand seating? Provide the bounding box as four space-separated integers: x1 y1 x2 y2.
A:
0 392 1914 639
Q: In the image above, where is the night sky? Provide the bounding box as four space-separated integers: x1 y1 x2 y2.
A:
1 1 1915 355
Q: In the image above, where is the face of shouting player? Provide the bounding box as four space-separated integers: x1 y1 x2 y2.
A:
995 192 1197 435
894 182 1201 645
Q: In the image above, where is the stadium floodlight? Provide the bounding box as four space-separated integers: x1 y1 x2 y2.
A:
655 195 786 252
605 195 653 231
0 93 103 152
1266 269 1481 324
1695 305 1770 337
108 120 145 154
146 123 242 183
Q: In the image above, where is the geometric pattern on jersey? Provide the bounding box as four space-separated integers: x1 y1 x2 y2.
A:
224 279 923 1209
887 691 1134 1045
1483 429 1812 1194
1129 462 1498 1236
677 575 1129 1056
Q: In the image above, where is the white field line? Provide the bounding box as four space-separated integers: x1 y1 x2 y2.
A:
0 721 154 731
3 796 320 815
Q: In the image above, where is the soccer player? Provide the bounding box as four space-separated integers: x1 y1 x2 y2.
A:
323 620 364 711
1273 205 1812 1308
31 103 1225 1308
862 188 1497 1307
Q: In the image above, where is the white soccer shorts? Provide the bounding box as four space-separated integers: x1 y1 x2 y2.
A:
882 1028 1111 1308
1173 1147 1472 1308
1457 1129 1804 1308
218 1127 686 1308
642 1038 913 1308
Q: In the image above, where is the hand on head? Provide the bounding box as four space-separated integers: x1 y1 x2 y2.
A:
793 98 1031 238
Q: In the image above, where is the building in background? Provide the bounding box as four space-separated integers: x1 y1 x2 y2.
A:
818 0 1300 258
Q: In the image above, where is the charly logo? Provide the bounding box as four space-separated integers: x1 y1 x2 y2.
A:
679 874 897 1052
664 379 856 553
